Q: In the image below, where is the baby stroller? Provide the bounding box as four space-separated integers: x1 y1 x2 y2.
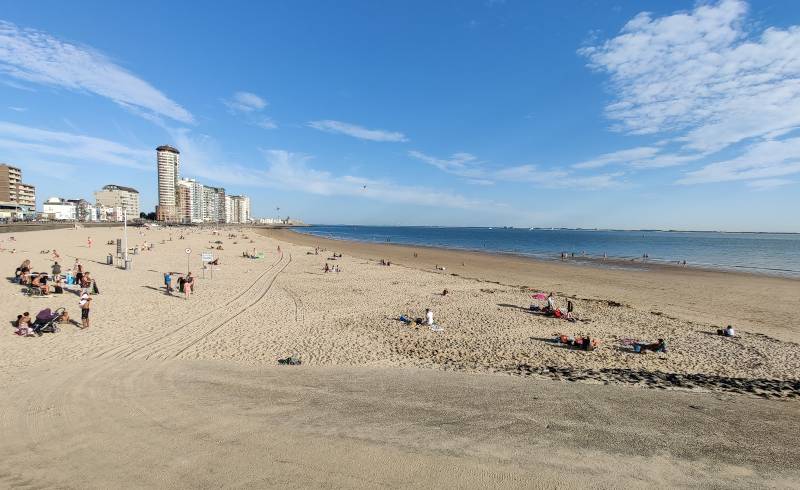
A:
32 307 64 335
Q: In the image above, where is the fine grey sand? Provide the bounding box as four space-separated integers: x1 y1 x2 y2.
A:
1 226 798 488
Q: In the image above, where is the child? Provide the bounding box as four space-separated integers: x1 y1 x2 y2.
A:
79 293 92 329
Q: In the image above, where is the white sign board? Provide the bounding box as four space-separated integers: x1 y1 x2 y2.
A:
201 252 214 263
185 248 192 254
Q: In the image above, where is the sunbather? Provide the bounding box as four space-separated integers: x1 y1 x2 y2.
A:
717 325 735 337
634 339 667 353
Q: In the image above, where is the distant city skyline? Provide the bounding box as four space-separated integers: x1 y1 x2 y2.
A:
1 1 799 231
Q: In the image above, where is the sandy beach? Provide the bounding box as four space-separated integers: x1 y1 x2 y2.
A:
1 225 799 488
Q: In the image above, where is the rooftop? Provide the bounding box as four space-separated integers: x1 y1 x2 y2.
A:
156 145 180 154
101 184 139 194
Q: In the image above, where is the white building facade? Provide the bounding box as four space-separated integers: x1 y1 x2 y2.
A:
43 197 76 221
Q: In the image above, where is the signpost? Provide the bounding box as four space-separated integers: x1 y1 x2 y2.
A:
185 248 191 275
201 252 214 279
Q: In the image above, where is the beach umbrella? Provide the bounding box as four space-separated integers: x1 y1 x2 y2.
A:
531 293 548 300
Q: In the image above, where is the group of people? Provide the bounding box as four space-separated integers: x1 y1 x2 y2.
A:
399 308 441 331
531 292 575 321
14 258 95 297
323 262 341 273
163 271 195 299
379 259 392 266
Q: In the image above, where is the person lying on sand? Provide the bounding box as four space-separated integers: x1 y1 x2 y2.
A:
555 334 598 351
717 325 736 337
633 339 667 353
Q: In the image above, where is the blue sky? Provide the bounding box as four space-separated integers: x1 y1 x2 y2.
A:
1 0 799 231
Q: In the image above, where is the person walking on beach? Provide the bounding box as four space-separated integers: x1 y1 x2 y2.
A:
164 272 173 295
87 236 93 248
79 292 92 329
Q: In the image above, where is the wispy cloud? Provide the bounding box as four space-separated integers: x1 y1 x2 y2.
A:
746 178 794 190
0 120 150 170
222 91 267 113
0 20 193 124
221 91 277 130
410 150 621 189
572 147 659 169
308 120 408 142
8 106 26 112
678 136 800 185
408 150 482 177
572 146 703 170
262 150 489 209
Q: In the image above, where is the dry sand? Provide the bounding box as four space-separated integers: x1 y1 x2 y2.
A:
1 225 798 488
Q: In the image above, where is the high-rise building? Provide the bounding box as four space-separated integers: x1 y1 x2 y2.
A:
0 163 36 211
177 178 204 223
155 145 180 222
226 195 251 223
202 186 226 223
94 184 140 220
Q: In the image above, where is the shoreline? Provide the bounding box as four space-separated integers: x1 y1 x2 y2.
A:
294 227 800 279
261 227 800 342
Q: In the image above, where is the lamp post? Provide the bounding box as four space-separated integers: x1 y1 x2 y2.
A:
123 208 128 266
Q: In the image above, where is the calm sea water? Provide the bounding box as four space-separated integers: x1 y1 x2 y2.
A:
298 225 800 277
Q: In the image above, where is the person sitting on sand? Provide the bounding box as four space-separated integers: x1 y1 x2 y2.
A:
425 308 434 326
634 339 667 353
717 325 736 337
15 312 34 336
547 292 556 312
324 263 330 273
31 273 49 295
52 261 62 277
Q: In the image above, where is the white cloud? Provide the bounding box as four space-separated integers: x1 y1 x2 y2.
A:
0 20 193 124
746 178 794 190
580 0 800 155
0 120 150 170
308 120 408 142
254 117 277 129
410 150 621 189
262 150 488 209
223 91 267 113
8 106 26 112
678 136 800 184
220 91 277 130
572 147 659 169
408 150 481 177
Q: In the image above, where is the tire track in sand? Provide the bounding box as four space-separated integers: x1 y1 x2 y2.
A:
93 255 284 360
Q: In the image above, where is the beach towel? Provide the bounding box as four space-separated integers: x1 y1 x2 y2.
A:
430 324 444 332
532 293 548 300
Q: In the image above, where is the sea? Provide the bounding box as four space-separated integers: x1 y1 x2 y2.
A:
297 225 800 278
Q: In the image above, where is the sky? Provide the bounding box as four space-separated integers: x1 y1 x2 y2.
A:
1 0 799 232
